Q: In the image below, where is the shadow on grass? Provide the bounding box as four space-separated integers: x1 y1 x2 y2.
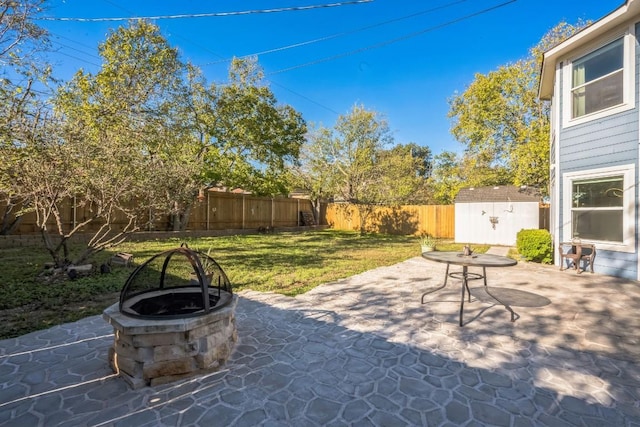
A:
0 230 418 338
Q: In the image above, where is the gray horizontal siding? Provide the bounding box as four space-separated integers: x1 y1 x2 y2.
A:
554 24 639 280
592 249 638 280
559 112 638 172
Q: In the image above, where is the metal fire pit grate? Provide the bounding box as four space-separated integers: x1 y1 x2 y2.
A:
119 244 233 319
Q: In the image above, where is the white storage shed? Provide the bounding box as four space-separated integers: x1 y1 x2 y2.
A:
455 186 542 246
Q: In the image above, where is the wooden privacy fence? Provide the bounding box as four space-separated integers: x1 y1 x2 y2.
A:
4 191 454 238
326 204 454 238
5 191 320 235
188 192 319 231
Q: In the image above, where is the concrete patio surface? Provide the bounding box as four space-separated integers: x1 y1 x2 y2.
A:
1 254 639 426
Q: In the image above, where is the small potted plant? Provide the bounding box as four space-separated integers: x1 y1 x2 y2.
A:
188 247 217 284
200 247 218 276
420 234 437 252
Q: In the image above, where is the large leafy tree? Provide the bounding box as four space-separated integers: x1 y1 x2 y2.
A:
0 0 50 235
19 19 202 266
428 151 461 205
447 21 587 195
376 143 432 204
428 150 511 204
6 17 308 268
289 127 337 218
0 0 49 133
192 57 307 197
298 105 393 208
293 105 430 232
4 16 306 269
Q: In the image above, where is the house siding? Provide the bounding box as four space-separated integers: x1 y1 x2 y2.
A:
560 115 637 171
555 22 640 280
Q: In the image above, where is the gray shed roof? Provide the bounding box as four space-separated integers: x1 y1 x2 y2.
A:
454 185 541 203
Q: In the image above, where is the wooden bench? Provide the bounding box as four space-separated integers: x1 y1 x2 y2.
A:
559 242 596 274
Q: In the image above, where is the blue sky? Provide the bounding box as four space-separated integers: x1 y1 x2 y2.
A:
38 0 619 155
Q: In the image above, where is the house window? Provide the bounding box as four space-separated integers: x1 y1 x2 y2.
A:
571 38 623 119
571 176 623 241
562 29 635 128
563 164 635 252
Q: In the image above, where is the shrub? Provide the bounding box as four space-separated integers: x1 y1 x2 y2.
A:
516 229 553 264
419 234 437 248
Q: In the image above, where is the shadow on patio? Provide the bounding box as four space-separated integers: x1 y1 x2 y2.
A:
0 257 639 425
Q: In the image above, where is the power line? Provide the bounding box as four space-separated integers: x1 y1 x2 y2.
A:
204 0 470 65
43 33 104 70
34 0 515 121
49 32 103 57
49 50 101 68
49 39 102 62
43 0 343 117
35 1 373 22
98 0 343 116
267 0 517 76
170 34 227 62
269 79 342 116
99 0 227 62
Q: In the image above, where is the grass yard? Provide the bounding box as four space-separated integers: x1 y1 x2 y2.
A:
0 229 484 339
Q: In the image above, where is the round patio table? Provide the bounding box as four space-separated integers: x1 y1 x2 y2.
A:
421 251 518 326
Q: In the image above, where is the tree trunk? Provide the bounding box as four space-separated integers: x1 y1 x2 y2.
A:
0 200 23 235
0 215 22 235
40 228 68 268
170 202 192 231
311 199 320 225
180 205 192 231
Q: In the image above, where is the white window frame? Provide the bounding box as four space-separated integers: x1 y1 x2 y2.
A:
562 27 635 128
562 164 635 252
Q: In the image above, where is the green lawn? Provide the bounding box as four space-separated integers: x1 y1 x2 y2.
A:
0 229 484 339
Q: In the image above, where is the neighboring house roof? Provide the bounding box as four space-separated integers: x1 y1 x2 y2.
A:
454 185 541 203
539 0 640 100
209 185 252 194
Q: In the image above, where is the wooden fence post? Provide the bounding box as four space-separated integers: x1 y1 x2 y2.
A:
206 191 210 231
242 195 245 230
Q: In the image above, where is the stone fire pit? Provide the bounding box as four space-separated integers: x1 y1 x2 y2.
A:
102 245 237 388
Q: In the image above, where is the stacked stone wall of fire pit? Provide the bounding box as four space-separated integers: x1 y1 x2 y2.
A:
103 294 238 389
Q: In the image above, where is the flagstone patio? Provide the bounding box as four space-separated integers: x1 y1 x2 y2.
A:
1 256 639 426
